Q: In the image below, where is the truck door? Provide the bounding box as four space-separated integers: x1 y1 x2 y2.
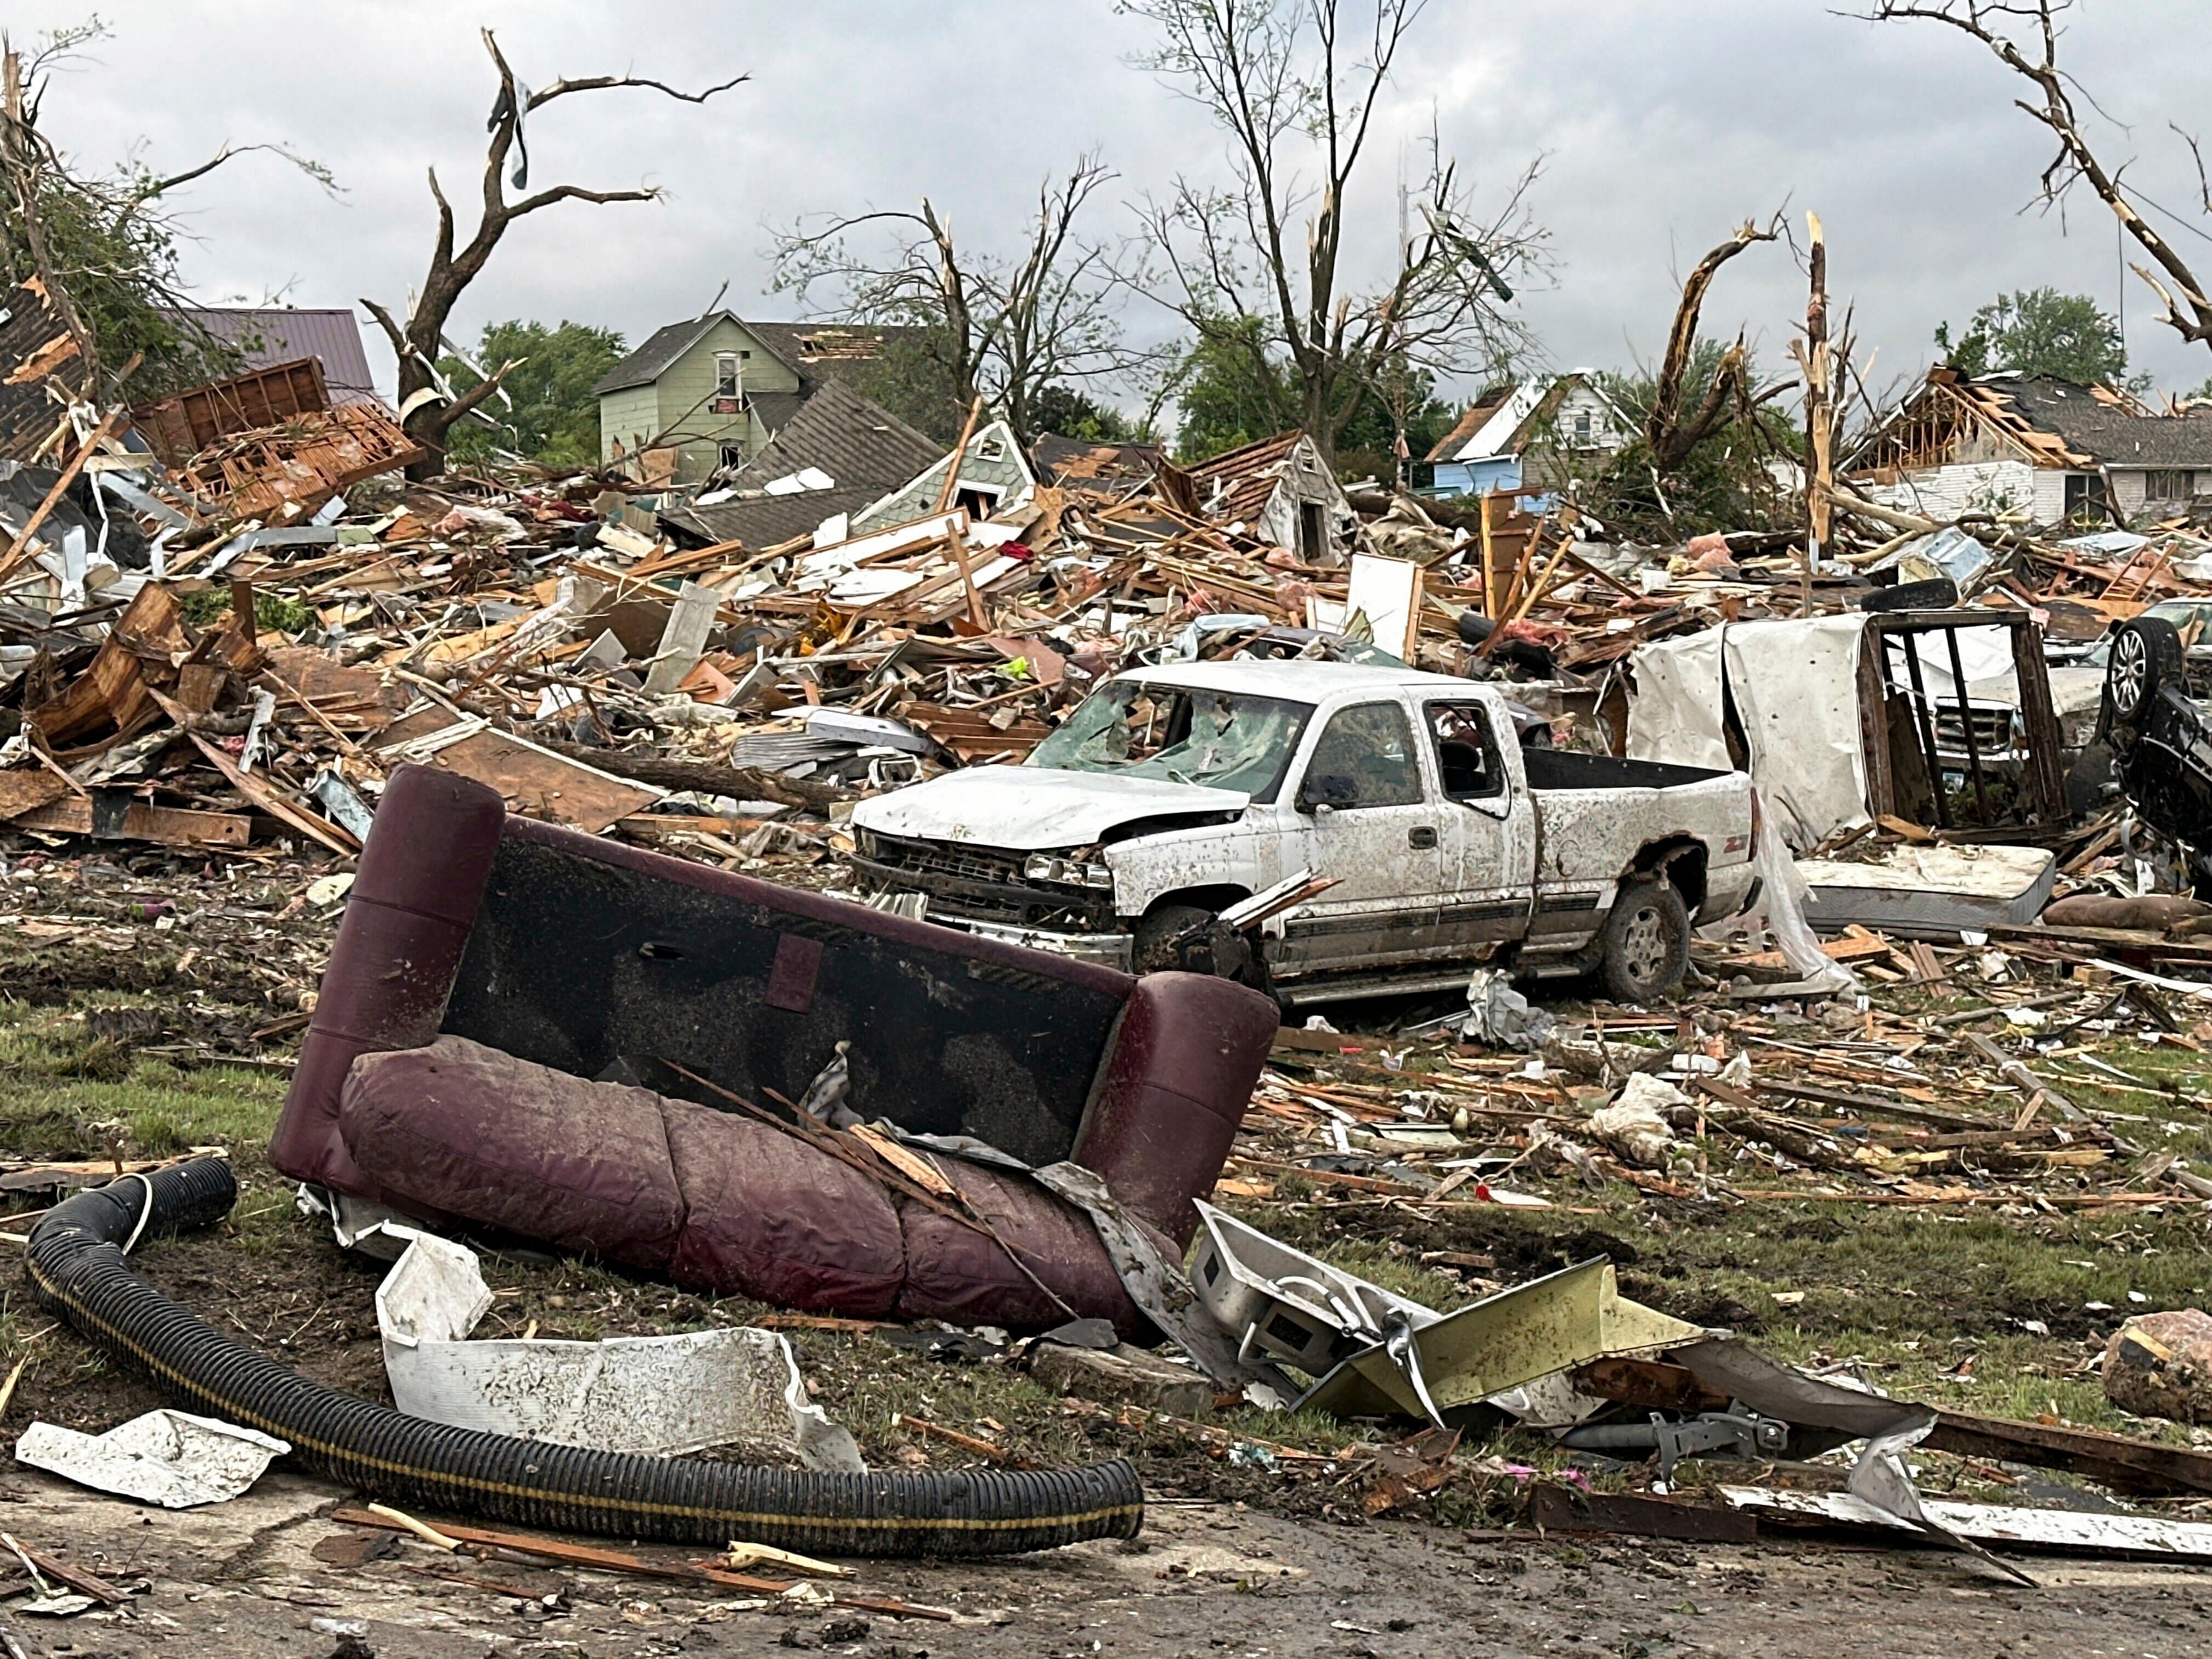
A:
1277 698 1451 973
1423 699 1537 956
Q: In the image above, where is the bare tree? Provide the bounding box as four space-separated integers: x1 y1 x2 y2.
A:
1645 216 1786 471
362 30 744 477
1868 1 2212 355
0 22 336 396
1125 0 1545 460
772 155 1137 445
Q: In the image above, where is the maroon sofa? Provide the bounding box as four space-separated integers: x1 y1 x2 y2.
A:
270 764 1278 1329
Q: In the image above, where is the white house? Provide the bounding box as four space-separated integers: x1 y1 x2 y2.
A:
1423 372 1632 499
1848 368 2212 526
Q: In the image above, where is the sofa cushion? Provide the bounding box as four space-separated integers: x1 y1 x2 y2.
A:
663 1102 906 1316
340 1035 685 1267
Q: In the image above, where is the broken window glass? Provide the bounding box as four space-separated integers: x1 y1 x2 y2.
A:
1029 682 1313 800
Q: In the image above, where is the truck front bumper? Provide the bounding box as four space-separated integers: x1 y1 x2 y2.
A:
953 918 1136 972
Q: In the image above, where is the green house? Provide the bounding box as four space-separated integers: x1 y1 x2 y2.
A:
591 313 908 485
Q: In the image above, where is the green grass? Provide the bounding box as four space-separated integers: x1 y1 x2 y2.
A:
0 997 287 1165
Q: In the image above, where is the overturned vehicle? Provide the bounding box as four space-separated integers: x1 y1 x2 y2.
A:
848 661 1761 1006
2101 615 2212 895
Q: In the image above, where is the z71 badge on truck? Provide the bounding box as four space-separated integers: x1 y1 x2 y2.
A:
848 662 1762 1005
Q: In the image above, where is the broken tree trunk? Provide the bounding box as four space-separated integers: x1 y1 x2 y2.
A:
1801 210 1831 618
1645 216 1779 472
525 735 851 814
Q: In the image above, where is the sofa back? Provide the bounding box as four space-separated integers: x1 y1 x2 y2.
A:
446 820 1132 1167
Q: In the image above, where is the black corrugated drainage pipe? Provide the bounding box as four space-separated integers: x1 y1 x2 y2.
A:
29 1159 1143 1558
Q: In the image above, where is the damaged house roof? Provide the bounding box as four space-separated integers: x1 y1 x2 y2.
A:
659 379 943 549
1852 369 2212 476
168 307 381 407
1186 431 1312 526
1991 375 2212 470
591 313 919 398
1424 371 1631 465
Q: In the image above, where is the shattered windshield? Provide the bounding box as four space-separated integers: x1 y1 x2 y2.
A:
1027 681 1312 801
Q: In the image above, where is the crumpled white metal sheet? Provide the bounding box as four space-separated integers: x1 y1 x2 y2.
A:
16 1409 289 1508
374 1227 863 1470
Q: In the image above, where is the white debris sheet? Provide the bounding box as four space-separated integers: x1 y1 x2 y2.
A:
1627 614 1871 852
374 1227 864 1470
16 1409 289 1508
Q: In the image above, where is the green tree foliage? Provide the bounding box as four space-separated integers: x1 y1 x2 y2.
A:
838 326 972 445
1027 383 1137 443
1 22 336 399
1934 287 2137 387
1172 314 1451 477
1584 340 1799 539
12 165 247 397
436 320 624 468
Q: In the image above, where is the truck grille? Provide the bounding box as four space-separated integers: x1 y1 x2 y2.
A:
853 834 1114 930
866 836 1030 888
1932 707 2016 754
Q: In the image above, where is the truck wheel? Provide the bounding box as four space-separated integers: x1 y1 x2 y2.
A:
1598 878 1689 1005
1133 903 1273 996
2106 617 2183 729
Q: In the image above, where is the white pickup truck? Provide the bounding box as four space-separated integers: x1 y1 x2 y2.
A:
848 662 1762 1006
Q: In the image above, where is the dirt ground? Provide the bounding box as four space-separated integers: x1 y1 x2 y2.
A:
3 843 2211 1655
8 1462 2211 1659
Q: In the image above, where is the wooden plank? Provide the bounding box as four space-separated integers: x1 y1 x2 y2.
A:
372 707 661 834
0 771 71 820
144 690 359 856
1928 1409 2212 1497
1527 1485 1757 1543
326 1508 952 1620
28 580 191 746
9 796 251 848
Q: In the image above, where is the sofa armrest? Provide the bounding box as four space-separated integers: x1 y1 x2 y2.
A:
1070 972 1278 1247
268 765 507 1197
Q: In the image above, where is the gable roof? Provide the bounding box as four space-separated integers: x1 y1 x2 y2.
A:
1184 430 1346 526
170 307 379 404
727 378 942 494
1425 372 1622 465
590 312 925 398
1424 384 1515 464
591 312 759 397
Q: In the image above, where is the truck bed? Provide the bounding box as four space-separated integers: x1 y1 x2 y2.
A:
1520 749 1729 792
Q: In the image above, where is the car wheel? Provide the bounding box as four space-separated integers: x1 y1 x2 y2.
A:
2106 617 2183 729
1598 877 1690 1005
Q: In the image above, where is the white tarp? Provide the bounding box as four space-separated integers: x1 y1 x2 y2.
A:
1622 625 1728 772
374 1228 864 1469
1627 616 1870 852
16 1410 289 1508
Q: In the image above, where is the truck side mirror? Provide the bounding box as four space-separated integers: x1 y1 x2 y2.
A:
1298 772 1358 815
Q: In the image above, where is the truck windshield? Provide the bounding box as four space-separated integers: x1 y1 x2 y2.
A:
1028 682 1313 800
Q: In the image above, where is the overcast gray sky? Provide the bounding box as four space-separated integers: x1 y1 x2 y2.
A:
19 0 2212 411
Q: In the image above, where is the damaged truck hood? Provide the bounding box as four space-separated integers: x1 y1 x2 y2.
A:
852 765 1250 851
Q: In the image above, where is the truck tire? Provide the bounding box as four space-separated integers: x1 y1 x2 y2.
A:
2106 617 2183 729
1133 903 1272 997
1598 877 1689 1005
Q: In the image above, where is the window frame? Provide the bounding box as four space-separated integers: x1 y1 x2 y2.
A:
1299 698 1426 811
1423 699 1508 804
